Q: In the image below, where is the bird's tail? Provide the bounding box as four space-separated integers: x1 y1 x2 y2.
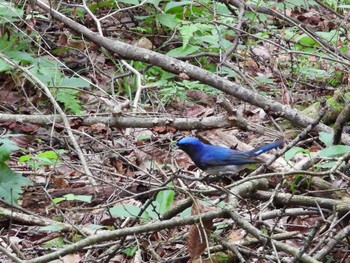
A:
247 140 283 157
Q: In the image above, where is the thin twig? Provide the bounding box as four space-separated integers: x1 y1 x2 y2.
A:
0 54 97 186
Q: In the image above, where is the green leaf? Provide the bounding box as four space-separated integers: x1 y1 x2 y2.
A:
148 0 161 6
315 161 338 169
0 59 12 72
27 156 57 169
179 24 198 48
63 194 92 203
0 5 23 22
290 174 305 192
155 13 178 29
39 225 64 232
298 35 317 46
43 237 65 248
52 197 65 204
136 133 152 141
118 0 139 4
37 151 59 160
59 77 90 88
180 207 191 217
123 245 138 256
0 139 20 163
284 147 310 161
109 204 142 218
166 45 199 57
29 57 62 86
319 145 350 158
254 76 275 85
21 150 64 169
316 30 340 42
179 23 213 48
319 132 333 147
164 1 192 12
0 163 31 203
18 155 32 162
299 67 329 78
53 88 82 114
216 3 230 15
155 184 174 214
197 35 232 49
6 51 35 65
87 224 106 230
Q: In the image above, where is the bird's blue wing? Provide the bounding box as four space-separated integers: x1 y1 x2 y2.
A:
247 140 283 156
198 146 259 168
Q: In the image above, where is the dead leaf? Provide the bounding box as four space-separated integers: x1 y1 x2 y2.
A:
135 37 154 50
21 123 40 133
186 90 216 107
69 118 83 129
183 105 206 117
51 254 81 263
228 229 245 243
244 58 258 72
0 89 21 104
188 200 214 261
178 72 190 81
58 34 68 46
111 158 126 174
52 176 69 188
176 150 196 171
225 34 235 42
281 85 294 105
91 123 107 134
12 135 35 148
152 126 177 133
56 165 80 177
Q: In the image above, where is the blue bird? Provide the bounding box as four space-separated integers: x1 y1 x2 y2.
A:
177 137 282 175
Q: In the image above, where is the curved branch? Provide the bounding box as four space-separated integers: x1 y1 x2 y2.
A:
254 190 350 212
34 0 350 144
22 209 228 263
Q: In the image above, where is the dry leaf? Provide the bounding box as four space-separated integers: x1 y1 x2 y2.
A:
188 200 214 261
281 85 294 105
252 46 271 61
186 90 215 107
52 176 69 188
11 135 35 148
183 105 207 117
91 123 107 134
152 126 177 133
51 254 81 263
228 229 245 243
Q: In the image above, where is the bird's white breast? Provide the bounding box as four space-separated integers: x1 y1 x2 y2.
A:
205 164 246 175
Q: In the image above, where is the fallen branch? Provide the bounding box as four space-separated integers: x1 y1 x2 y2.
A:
0 112 281 137
21 209 228 263
254 190 350 212
34 0 350 145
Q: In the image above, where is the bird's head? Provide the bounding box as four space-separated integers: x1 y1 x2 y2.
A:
176 137 205 153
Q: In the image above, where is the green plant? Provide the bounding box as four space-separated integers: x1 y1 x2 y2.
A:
159 80 218 105
0 137 31 203
290 174 311 192
123 245 138 257
0 1 24 23
285 132 350 170
19 150 65 170
0 3 89 114
109 183 175 221
52 194 92 204
316 144 350 169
